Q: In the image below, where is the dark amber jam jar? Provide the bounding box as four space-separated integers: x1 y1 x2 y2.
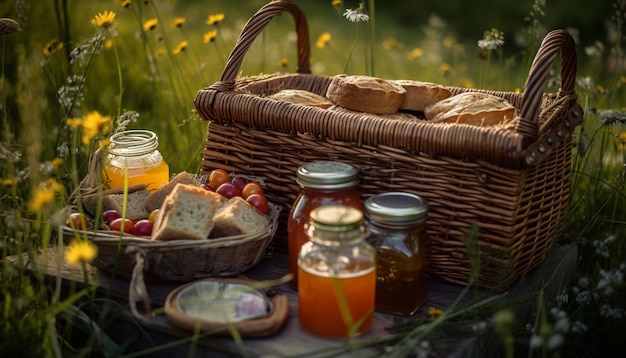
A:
364 192 430 316
287 161 364 285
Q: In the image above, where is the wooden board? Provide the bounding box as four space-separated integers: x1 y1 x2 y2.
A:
12 244 577 357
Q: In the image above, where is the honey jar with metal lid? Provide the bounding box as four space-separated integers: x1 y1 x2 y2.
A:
101 130 169 192
297 205 376 338
287 161 364 285
364 192 430 316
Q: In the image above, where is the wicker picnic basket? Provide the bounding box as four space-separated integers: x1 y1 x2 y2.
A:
61 154 281 283
194 0 582 291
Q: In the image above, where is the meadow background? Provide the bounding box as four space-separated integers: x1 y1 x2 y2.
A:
1 0 625 356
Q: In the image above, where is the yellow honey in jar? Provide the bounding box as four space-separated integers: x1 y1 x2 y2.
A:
102 130 169 192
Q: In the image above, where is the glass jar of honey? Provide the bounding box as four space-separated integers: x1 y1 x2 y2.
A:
364 192 430 316
298 205 376 338
287 161 364 285
102 130 169 192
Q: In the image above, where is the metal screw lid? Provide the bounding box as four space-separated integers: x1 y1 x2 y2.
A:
296 161 359 189
108 130 159 157
364 192 429 224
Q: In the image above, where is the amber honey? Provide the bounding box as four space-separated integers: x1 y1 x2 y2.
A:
298 264 376 338
102 130 169 192
102 159 169 192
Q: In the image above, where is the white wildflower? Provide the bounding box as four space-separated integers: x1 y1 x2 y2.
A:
478 28 505 50
599 304 623 319
575 290 591 304
556 292 569 305
57 143 69 158
530 334 543 349
570 321 588 333
343 5 369 23
547 334 564 350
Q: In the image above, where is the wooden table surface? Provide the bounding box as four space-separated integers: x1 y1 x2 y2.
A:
16 243 577 357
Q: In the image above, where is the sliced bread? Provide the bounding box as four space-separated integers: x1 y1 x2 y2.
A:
210 196 271 238
152 183 223 241
95 189 151 222
145 171 197 212
81 184 147 217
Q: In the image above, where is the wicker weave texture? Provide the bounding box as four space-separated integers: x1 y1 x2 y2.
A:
193 0 582 291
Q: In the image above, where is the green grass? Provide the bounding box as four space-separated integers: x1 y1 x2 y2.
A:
1 0 625 356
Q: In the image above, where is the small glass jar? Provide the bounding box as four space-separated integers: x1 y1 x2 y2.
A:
364 192 430 316
298 205 376 338
287 161 364 285
101 130 169 192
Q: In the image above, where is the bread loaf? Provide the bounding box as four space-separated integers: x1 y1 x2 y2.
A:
145 171 197 212
152 184 223 241
394 80 452 112
81 184 147 217
268 89 334 109
326 74 406 114
210 196 271 238
424 92 515 126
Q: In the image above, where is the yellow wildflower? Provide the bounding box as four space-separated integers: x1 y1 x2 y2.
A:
66 117 83 128
428 306 444 321
99 138 111 150
619 131 626 142
121 0 131 8
91 11 116 29
383 38 402 50
43 38 63 57
173 17 185 28
52 157 63 170
29 179 63 213
596 84 605 93
206 13 224 26
316 32 331 49
514 87 522 93
81 111 112 145
143 18 158 31
172 40 188 54
1 178 15 186
104 39 113 50
332 0 342 6
278 57 288 68
440 63 451 75
203 29 218 43
620 75 626 85
460 78 475 89
65 240 98 266
443 36 454 48
408 47 423 60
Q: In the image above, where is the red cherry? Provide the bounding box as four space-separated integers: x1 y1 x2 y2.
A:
216 182 241 199
132 219 154 236
231 177 248 190
200 183 216 192
102 210 121 225
246 193 269 214
109 218 134 234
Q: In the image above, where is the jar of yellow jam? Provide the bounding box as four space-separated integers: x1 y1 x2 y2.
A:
102 130 169 192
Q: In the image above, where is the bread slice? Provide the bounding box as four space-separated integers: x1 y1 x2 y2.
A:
98 190 151 221
326 74 406 114
394 80 452 112
81 184 147 217
424 92 515 126
210 197 271 238
145 171 197 212
151 184 223 241
268 89 334 109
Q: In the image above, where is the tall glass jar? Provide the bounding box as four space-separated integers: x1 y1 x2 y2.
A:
287 161 364 285
298 205 376 338
364 192 430 316
101 130 169 192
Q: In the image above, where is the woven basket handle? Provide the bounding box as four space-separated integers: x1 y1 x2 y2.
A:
212 0 310 91
517 29 577 140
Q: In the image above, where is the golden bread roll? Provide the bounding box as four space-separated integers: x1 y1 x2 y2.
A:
394 80 452 112
424 92 515 126
268 89 334 109
326 74 406 114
